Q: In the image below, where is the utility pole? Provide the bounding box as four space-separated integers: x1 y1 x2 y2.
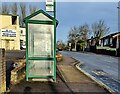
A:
46 0 56 81
117 1 120 56
117 1 120 81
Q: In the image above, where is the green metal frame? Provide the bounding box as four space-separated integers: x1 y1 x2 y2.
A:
24 8 57 81
28 57 54 60
26 20 54 25
25 22 29 81
53 0 56 81
23 10 58 26
28 76 53 79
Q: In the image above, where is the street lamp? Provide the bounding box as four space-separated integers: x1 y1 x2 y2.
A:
117 1 120 34
117 2 120 54
117 1 120 81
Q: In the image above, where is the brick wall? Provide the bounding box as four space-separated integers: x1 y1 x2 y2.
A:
0 49 6 93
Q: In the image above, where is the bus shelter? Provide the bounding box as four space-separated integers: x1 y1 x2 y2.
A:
23 10 58 81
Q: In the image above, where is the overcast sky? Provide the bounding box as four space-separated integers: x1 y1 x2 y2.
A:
2 2 119 43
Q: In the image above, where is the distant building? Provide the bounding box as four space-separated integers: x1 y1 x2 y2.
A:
86 32 120 55
99 32 120 48
20 27 26 49
0 14 20 50
86 37 96 52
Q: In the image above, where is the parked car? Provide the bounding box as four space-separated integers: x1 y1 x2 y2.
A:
56 49 63 62
20 45 26 50
58 48 62 51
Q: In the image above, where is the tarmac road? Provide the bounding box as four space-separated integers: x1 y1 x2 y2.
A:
60 51 120 94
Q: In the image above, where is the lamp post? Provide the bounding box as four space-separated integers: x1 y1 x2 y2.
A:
117 2 120 56
117 1 120 81
118 2 120 33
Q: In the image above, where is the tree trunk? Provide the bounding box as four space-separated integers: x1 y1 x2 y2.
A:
75 41 77 51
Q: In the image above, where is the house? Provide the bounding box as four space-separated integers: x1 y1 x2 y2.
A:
86 32 120 56
0 14 20 50
99 32 120 49
20 27 26 49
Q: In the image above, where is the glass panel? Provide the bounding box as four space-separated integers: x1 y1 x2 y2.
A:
28 24 54 57
34 32 51 57
28 60 54 76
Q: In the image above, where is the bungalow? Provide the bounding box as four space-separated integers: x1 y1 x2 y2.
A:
86 32 120 56
99 32 120 49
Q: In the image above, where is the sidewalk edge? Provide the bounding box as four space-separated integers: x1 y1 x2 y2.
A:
75 63 116 94
57 65 67 82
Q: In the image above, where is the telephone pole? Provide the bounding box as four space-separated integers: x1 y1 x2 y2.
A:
117 1 120 56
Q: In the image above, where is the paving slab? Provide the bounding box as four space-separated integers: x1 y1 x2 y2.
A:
57 56 110 93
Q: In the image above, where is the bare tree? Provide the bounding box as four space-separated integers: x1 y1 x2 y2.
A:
68 26 81 51
68 26 79 40
91 20 110 43
1 4 10 14
11 2 18 15
29 5 37 14
79 24 91 41
79 24 91 51
68 24 91 51
20 3 26 27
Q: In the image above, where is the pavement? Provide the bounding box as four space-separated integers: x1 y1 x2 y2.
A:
60 51 120 94
6 55 110 94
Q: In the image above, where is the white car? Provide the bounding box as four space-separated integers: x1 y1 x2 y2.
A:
22 45 26 49
20 45 26 50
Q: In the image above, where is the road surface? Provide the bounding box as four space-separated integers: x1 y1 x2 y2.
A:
60 51 120 94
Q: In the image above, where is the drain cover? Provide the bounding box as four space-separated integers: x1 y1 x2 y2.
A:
92 69 108 76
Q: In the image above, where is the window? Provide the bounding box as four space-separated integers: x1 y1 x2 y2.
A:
12 16 17 25
21 30 23 34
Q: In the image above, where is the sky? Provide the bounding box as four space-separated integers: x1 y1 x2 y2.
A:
1 2 119 43
56 2 118 43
